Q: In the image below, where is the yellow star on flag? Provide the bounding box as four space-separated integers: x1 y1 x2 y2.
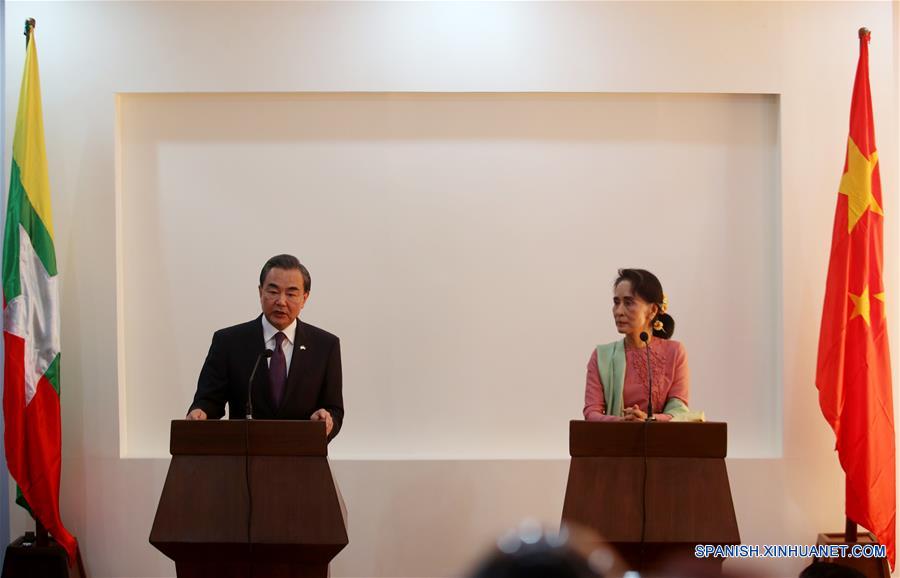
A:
839 137 882 232
875 291 886 319
849 285 876 325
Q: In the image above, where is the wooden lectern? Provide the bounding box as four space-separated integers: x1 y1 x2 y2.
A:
561 421 739 572
150 420 348 578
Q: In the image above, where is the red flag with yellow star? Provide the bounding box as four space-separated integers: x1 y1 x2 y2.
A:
816 28 895 569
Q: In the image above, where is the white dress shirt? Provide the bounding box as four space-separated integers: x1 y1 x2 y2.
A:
261 315 296 371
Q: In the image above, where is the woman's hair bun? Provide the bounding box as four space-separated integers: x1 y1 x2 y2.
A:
653 312 675 339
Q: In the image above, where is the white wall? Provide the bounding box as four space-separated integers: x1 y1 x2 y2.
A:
117 91 780 460
4 2 899 577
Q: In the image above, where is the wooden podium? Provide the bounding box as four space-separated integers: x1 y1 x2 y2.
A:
150 420 348 578
561 421 739 572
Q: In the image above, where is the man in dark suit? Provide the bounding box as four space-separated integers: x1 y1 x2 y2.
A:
186 254 343 440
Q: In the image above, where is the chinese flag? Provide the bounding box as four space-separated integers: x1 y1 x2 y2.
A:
816 28 895 569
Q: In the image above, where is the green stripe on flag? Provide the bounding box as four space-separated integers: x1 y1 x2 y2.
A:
14 486 32 515
45 353 60 396
3 162 23 303
3 159 57 303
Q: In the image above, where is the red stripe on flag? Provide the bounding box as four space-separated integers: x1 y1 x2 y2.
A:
3 331 77 562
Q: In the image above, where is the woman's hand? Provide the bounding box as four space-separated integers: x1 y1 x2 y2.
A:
623 404 647 422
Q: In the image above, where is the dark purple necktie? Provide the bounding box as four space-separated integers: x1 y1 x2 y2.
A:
270 332 287 407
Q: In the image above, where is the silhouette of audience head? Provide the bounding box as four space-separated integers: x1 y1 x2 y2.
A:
467 521 620 578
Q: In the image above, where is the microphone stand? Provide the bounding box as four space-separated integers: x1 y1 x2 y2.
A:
640 331 654 421
638 331 655 570
244 348 271 578
245 350 273 420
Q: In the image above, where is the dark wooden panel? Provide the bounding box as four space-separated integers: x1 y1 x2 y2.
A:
569 421 727 458
156 543 251 570
249 561 327 578
175 558 326 578
152 421 347 575
645 458 740 543
174 559 251 578
249 456 348 553
611 543 724 574
170 420 247 456
248 421 327 457
562 420 739 565
150 455 249 556
562 457 644 541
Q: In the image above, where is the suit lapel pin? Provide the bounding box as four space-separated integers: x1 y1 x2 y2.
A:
300 345 307 351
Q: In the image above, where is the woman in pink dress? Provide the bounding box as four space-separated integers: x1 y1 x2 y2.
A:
583 269 689 422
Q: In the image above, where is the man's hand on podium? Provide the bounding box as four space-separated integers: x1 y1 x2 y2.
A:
310 409 333 436
186 408 207 420
183 407 332 434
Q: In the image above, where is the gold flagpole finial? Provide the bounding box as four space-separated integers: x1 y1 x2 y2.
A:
24 18 36 47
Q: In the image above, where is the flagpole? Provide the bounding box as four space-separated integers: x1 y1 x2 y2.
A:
35 520 48 548
21 16 50 551
846 516 858 543
840 23 867 551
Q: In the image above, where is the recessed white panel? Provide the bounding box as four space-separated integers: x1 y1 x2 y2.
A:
117 92 780 459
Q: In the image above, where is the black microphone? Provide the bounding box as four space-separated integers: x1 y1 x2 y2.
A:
245 349 274 420
639 332 654 421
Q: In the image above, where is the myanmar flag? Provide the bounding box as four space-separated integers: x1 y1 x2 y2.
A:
816 29 895 569
2 24 77 562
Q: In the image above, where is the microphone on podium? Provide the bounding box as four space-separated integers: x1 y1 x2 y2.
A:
245 349 274 420
640 332 654 421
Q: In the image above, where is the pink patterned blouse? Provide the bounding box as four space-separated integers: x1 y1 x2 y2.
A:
583 338 690 422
